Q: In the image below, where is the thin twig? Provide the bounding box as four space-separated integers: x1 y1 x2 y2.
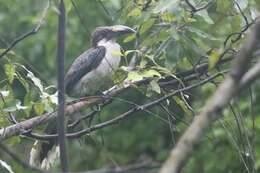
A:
159 19 260 173
0 1 49 59
26 73 222 140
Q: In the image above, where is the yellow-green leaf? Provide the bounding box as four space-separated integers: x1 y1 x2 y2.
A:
123 34 136 43
150 80 161 94
141 69 161 78
140 19 155 34
127 8 141 17
34 102 45 115
4 64 15 83
127 71 143 82
208 50 220 70
174 96 192 116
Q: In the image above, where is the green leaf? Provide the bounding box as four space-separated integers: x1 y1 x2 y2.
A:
141 69 161 78
140 19 155 34
173 96 192 116
123 34 136 43
33 102 45 115
27 70 44 93
196 9 214 24
187 27 219 41
113 69 127 84
161 12 175 23
3 100 20 112
208 50 220 70
177 57 193 70
150 80 161 94
127 8 141 17
140 59 148 69
23 92 33 117
127 71 143 82
6 136 20 146
217 0 232 13
4 64 15 83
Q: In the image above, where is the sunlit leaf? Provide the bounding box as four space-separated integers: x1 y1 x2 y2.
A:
34 102 45 115
127 71 143 82
27 70 44 93
141 69 161 78
123 34 136 43
3 100 20 112
161 12 175 23
127 8 141 17
150 80 161 94
4 64 15 83
208 50 220 70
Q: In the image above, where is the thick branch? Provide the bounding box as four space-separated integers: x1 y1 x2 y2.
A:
159 19 260 173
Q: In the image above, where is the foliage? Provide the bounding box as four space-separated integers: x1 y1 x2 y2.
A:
0 0 260 172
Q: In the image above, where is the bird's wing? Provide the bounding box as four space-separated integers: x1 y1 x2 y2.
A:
65 46 106 94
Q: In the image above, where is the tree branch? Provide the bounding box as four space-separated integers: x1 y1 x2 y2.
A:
23 73 223 140
0 1 49 60
56 0 69 172
159 19 260 173
0 57 233 141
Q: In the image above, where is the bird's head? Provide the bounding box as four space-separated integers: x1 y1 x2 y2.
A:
91 25 136 47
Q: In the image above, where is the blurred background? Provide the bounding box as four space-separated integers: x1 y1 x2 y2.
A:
0 0 260 172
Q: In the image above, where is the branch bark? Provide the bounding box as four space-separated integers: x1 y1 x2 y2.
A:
159 19 260 173
56 0 69 172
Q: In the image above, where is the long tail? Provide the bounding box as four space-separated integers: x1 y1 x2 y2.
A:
29 118 59 170
29 141 60 169
29 112 83 169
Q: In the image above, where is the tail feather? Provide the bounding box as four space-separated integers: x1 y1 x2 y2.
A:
29 141 60 170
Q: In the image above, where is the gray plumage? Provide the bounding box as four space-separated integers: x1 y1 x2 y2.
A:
65 46 106 96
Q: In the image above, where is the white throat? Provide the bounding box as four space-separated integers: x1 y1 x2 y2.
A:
97 38 117 46
97 38 121 64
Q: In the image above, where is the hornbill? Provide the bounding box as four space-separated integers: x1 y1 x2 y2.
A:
65 25 136 97
29 25 136 169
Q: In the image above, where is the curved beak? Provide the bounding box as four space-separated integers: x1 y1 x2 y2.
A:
110 25 136 35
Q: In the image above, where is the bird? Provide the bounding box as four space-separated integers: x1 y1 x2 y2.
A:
29 25 136 169
65 25 136 97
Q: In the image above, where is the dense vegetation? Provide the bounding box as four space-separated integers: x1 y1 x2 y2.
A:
0 0 260 172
